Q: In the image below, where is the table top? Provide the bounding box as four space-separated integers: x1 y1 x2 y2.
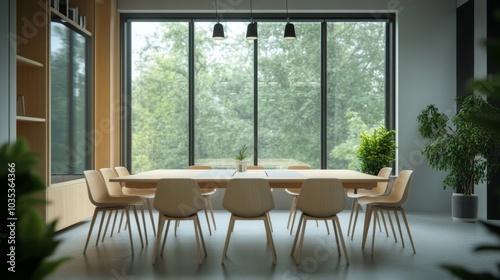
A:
110 169 387 189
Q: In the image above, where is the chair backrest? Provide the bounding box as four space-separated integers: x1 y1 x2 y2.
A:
288 165 311 170
384 170 413 207
84 170 114 206
100 168 125 197
372 167 392 195
187 165 212 170
114 166 131 177
223 178 274 217
154 178 204 217
297 179 346 217
246 165 264 170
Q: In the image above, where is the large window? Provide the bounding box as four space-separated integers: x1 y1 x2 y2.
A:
124 15 394 172
130 22 189 172
51 22 91 183
194 22 254 168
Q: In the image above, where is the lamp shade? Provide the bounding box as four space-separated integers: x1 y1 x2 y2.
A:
213 22 224 40
284 22 296 40
246 22 258 40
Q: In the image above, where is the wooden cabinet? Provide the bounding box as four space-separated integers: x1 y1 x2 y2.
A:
16 0 96 229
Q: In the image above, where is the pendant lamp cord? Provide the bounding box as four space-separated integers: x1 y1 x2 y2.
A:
216 0 219 23
250 0 254 23
286 0 289 23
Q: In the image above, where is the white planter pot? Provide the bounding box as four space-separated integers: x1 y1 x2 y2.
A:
235 160 247 172
451 193 478 223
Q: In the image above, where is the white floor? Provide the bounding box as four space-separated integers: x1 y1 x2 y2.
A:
47 210 499 280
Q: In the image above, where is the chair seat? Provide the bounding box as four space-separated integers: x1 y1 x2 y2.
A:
200 187 217 196
285 188 300 196
123 188 156 198
99 195 144 206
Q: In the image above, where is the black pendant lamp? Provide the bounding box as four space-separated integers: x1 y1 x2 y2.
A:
284 0 296 40
246 0 258 40
213 0 224 40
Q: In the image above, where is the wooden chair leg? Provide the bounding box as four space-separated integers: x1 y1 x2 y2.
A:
287 196 297 230
146 199 157 236
101 209 113 242
141 205 148 244
394 209 405 248
110 209 119 237
125 206 134 256
266 212 273 232
290 206 299 235
371 208 378 255
400 208 416 253
207 197 217 230
334 217 349 265
386 209 398 243
83 209 99 254
152 216 165 264
203 204 212 236
347 198 356 236
193 216 203 264
291 214 304 256
295 217 308 264
264 215 277 264
160 220 171 255
351 202 362 240
221 215 236 264
132 206 144 248
95 210 107 246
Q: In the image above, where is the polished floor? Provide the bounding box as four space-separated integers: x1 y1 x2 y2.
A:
47 210 499 280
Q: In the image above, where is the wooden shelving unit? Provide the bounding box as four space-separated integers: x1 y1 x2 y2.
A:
50 7 92 37
16 0 96 230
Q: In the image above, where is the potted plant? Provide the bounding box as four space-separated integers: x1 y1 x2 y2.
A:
1 139 69 279
235 144 250 172
417 93 500 222
356 126 396 175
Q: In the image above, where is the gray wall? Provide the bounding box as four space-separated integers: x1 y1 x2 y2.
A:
118 0 459 213
1 0 16 145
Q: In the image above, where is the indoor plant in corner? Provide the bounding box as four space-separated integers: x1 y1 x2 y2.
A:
235 144 250 172
417 93 500 222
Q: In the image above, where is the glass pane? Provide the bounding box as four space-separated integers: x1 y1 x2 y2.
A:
327 22 387 169
194 22 254 168
130 22 189 172
51 22 90 182
258 22 321 169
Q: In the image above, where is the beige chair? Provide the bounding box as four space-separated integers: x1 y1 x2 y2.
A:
100 168 148 245
187 165 217 236
83 170 144 255
346 167 392 240
152 178 207 265
285 165 312 234
358 170 415 255
285 165 329 234
114 166 157 236
291 178 349 265
221 178 276 264
242 165 274 232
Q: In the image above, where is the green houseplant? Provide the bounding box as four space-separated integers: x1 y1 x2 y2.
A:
1 140 69 279
235 144 250 172
417 93 500 221
356 126 396 175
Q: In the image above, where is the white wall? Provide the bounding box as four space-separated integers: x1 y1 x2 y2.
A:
117 0 458 213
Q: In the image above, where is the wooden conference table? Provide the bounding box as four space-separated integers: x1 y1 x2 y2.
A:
110 168 387 190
